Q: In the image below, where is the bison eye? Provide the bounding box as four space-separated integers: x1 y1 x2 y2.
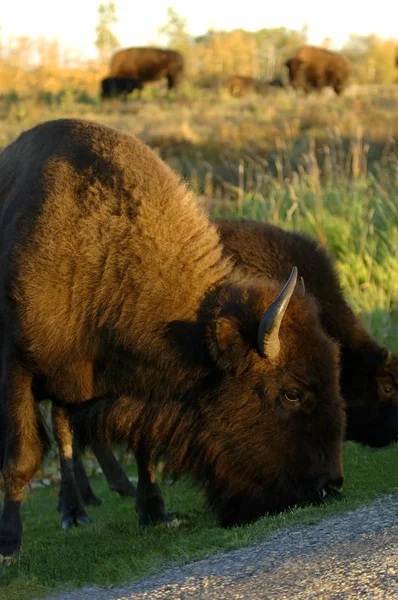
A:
383 386 392 395
284 390 301 403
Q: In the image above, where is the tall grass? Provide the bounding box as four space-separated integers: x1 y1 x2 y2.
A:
0 85 397 600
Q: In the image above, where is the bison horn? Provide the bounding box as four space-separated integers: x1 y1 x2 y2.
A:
298 276 305 297
257 266 298 360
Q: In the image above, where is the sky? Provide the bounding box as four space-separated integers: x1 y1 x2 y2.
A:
1 0 397 60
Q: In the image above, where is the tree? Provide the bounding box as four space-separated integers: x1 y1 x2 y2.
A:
95 2 119 65
157 7 191 52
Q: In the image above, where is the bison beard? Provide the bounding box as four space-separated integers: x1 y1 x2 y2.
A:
0 119 344 556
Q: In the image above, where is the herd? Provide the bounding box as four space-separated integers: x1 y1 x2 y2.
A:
0 117 396 560
100 44 353 100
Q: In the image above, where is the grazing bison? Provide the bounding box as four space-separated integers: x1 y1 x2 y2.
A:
225 75 284 97
0 119 345 555
100 76 143 100
285 46 351 95
67 217 398 511
106 47 184 94
216 219 398 447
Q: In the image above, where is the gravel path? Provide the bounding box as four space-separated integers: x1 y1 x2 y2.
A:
46 494 398 600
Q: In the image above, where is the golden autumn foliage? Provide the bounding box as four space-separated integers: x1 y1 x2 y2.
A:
0 28 397 99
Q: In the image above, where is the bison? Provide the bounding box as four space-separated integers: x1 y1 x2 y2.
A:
0 119 345 555
100 76 143 100
216 219 398 447
64 217 398 513
104 46 184 96
225 75 284 97
285 46 351 95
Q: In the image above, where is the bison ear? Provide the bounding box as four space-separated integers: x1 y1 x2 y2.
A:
209 317 249 373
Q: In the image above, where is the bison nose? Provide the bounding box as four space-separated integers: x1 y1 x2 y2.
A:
315 473 344 499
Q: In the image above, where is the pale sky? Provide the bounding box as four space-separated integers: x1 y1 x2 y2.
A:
1 0 397 59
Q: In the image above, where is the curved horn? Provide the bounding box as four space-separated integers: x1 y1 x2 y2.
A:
257 266 298 360
298 276 305 297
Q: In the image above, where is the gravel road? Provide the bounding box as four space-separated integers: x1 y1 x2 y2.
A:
46 493 398 600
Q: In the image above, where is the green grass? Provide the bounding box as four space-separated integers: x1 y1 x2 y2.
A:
0 442 397 600
0 89 397 599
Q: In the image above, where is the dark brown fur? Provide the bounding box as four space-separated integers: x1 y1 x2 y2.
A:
101 76 143 100
216 219 398 447
285 46 351 95
106 47 184 95
0 119 344 555
67 216 397 510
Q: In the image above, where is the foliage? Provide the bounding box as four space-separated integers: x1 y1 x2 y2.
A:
343 34 398 85
157 6 191 54
95 1 119 65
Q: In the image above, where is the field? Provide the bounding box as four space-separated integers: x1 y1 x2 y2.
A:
0 84 397 600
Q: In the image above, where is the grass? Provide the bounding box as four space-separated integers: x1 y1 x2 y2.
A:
0 442 397 600
0 86 397 599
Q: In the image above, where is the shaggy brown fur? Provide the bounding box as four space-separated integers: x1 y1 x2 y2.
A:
285 46 351 95
0 119 344 556
67 216 397 509
106 47 184 94
216 219 398 447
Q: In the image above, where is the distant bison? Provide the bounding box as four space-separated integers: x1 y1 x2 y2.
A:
100 76 142 100
0 119 344 554
285 46 351 95
225 75 285 97
104 46 184 96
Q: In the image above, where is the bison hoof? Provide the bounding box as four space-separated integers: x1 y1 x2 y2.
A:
138 513 172 528
61 518 75 530
0 539 20 559
62 514 90 530
0 554 14 567
136 496 171 528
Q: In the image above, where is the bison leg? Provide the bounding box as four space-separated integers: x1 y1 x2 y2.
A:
74 440 136 502
333 81 344 95
135 444 170 527
72 441 102 507
52 404 89 529
90 441 136 498
166 75 175 91
0 362 45 557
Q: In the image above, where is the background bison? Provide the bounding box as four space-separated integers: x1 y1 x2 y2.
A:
0 119 345 555
225 75 285 97
102 46 184 98
285 45 351 95
100 76 143 100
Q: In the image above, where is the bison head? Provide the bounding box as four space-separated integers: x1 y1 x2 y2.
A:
343 347 398 447
198 267 345 526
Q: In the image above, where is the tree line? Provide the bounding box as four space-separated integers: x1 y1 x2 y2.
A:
0 3 397 97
